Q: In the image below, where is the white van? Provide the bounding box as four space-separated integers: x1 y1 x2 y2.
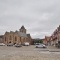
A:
0 43 5 46
24 42 29 46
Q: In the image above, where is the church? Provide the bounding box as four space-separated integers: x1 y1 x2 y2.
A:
3 26 32 45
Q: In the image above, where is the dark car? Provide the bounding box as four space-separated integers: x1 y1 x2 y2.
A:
7 43 13 46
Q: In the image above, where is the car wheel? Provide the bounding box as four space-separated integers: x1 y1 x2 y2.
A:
36 46 38 48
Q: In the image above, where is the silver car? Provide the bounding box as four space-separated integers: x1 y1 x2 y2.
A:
35 43 46 48
14 44 22 47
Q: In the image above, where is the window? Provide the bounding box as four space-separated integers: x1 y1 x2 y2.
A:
20 37 21 41
9 41 11 43
10 36 12 40
15 37 17 41
5 37 6 41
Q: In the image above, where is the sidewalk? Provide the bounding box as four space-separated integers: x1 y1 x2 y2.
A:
47 46 60 52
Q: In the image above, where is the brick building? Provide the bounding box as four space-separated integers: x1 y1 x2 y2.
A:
43 36 50 45
43 25 60 46
50 25 60 46
3 26 32 45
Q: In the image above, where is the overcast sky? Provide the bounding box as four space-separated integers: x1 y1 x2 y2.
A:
0 0 60 38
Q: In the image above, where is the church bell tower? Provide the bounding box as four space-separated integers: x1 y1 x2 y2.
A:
19 25 26 33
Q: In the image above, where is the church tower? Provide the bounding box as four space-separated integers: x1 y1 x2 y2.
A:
19 25 26 33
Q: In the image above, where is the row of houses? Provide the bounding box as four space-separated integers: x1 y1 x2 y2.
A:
43 25 60 46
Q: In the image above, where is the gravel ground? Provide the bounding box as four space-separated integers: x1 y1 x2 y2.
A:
0 45 60 60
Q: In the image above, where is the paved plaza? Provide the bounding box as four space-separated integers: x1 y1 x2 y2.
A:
0 45 60 60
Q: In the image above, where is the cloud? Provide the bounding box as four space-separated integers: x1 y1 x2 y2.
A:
0 0 60 38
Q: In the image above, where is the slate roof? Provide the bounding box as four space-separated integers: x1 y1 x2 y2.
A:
16 31 27 38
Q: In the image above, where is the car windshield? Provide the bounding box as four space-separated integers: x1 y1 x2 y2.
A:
36 43 41 45
36 44 39 45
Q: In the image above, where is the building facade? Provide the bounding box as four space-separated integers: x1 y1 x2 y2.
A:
3 26 32 45
43 36 50 45
50 25 60 46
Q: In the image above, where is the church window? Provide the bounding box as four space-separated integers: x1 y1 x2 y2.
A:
9 41 11 43
15 37 17 41
20 37 21 41
10 36 12 40
5 37 6 41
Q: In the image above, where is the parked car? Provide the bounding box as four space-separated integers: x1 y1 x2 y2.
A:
7 43 13 46
35 43 46 48
14 44 22 47
0 43 5 46
23 42 29 46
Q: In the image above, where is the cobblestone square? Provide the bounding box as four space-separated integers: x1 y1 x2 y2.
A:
0 45 60 60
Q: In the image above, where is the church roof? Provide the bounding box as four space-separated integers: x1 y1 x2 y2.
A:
16 31 27 38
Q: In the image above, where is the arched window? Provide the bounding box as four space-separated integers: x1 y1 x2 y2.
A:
5 37 6 41
10 36 12 40
20 37 21 41
9 41 11 43
15 37 17 41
